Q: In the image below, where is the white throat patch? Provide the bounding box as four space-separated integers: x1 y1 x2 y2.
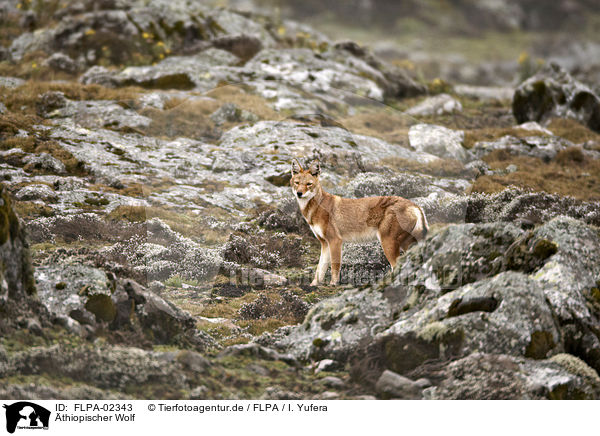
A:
294 187 315 209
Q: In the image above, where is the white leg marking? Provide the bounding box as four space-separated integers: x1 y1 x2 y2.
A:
311 243 330 285
317 244 331 283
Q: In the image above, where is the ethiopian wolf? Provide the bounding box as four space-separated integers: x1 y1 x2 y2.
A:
291 159 428 286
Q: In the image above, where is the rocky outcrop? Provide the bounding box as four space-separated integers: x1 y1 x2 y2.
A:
34 262 216 350
0 185 47 334
408 124 474 163
264 216 600 399
0 344 210 398
513 63 600 133
466 188 600 226
9 0 275 66
406 94 462 116
470 133 578 161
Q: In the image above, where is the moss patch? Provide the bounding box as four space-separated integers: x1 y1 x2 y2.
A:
550 353 600 384
525 330 555 359
84 294 117 323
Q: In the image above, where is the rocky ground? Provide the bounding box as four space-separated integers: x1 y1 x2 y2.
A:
1 0 600 399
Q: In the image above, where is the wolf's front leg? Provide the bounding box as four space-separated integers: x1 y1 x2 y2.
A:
311 241 330 286
328 238 342 285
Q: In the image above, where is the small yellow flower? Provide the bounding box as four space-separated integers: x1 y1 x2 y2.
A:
158 53 164 59
142 32 152 39
31 62 37 68
17 3 22 9
277 26 286 36
518 51 529 64
85 29 96 36
165 48 171 54
156 41 165 47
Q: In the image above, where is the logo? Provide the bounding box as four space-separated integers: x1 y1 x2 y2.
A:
2 402 50 434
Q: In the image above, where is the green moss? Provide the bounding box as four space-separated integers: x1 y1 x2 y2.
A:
312 337 325 347
532 239 558 260
591 287 600 303
547 384 588 400
0 186 20 245
417 321 449 342
550 353 600 384
84 196 110 206
402 289 420 311
84 294 117 323
525 331 555 359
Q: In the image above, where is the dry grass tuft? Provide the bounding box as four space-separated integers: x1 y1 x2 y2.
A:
206 85 279 120
0 81 144 115
547 118 600 145
381 156 470 178
339 111 411 144
13 201 55 218
0 117 85 175
471 147 600 201
140 98 220 140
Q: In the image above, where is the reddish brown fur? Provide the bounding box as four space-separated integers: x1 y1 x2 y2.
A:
291 159 428 286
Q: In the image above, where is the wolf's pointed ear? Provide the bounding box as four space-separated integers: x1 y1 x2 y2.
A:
308 160 321 177
291 159 303 176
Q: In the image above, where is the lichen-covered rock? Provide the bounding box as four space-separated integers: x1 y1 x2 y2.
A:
122 280 215 350
48 99 152 130
1 344 189 392
470 134 578 161
14 184 58 202
210 102 259 126
340 241 389 286
409 124 474 163
9 1 248 67
22 153 66 174
425 353 600 400
34 262 215 350
43 52 81 74
342 171 470 199
406 94 463 116
268 216 600 385
0 185 45 334
513 63 600 133
377 271 560 376
332 40 426 99
530 217 600 373
99 49 241 90
264 285 394 362
466 188 600 226
375 370 424 399
35 264 117 327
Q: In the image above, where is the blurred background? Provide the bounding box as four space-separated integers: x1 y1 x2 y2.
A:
221 0 600 88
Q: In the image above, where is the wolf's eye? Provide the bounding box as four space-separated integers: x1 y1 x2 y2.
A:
307 183 313 187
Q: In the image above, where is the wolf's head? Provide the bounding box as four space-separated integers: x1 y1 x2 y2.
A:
290 159 321 201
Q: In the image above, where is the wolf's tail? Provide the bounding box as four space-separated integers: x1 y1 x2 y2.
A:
411 205 429 240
